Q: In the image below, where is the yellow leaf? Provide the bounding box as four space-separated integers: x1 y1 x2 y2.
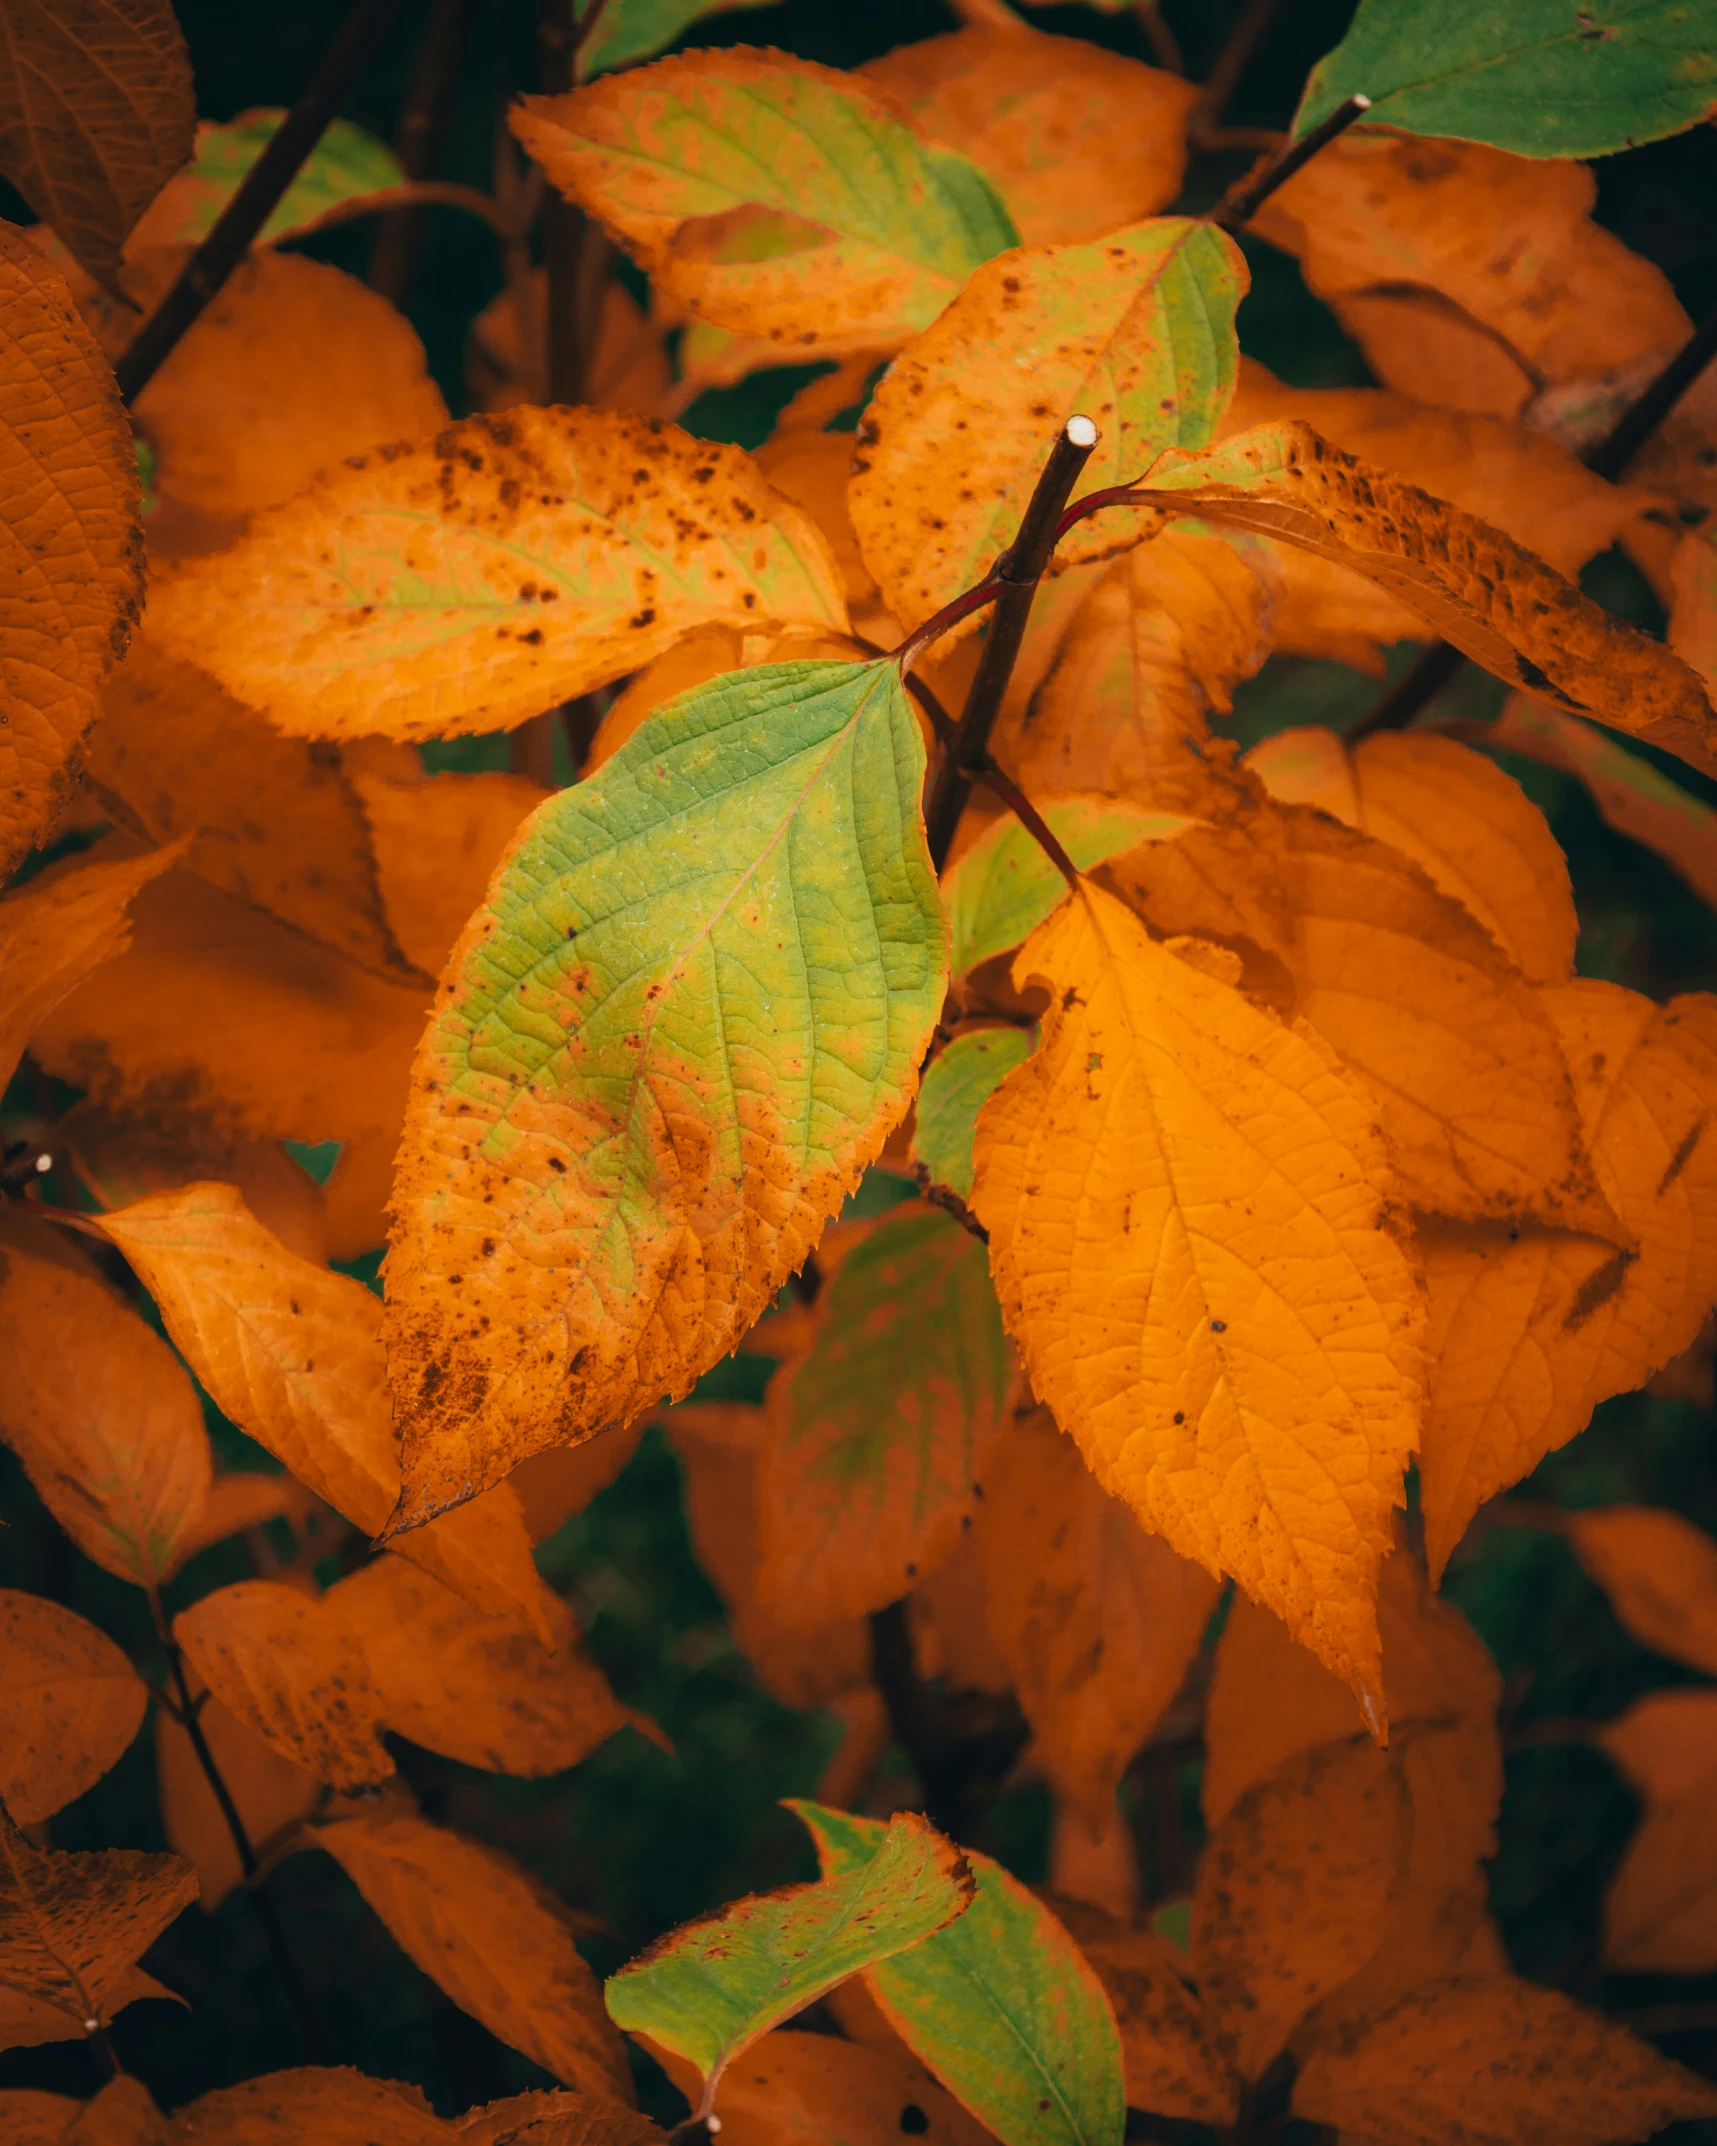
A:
1075 1926 1239 2127
145 409 847 742
132 252 447 522
0 1591 146 1825
0 1209 212 1588
328 1555 642 1775
354 769 549 978
0 225 143 876
0 840 183 1095
1191 1736 1412 2082
645 2025 992 2146
155 1679 319 1914
173 1580 393 1791
1418 985 1717 1578
975 1405 1220 1829
1291 1974 1717 2143
317 1812 633 2101
1565 1504 1717 1676
172 2068 450 2146
859 25 1198 247
1245 726 1576 986
970 881 1424 1699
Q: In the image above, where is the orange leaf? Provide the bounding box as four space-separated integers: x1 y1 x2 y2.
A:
172 2069 450 2146
1565 1505 1717 1676
146 409 847 743
155 1679 319 1914
457 2088 663 2146
1291 1974 1717 2143
1600 1687 1717 1809
353 768 549 978
0 5 194 291
0 224 144 876
468 274 672 419
1075 1926 1239 2127
97 1182 558 1640
0 1802 196 2034
173 1580 393 1791
0 840 183 1095
1192 1736 1412 2081
0 1591 145 1824
317 1812 633 2101
0 2089 78 2140
132 251 447 522
328 1555 641 1776
975 1405 1220 1829
1598 1689 1717 1975
507 1426 644 1544
0 1208 211 1587
0 1965 181 2057
970 882 1424 1700
1417 985 1717 1578
860 25 1198 248
645 2025 991 2146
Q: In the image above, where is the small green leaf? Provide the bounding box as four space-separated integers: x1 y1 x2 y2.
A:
1295 0 1717 159
945 797 1193 979
146 112 404 248
383 658 950 1532
582 0 774 78
604 1810 973 2117
912 1029 1036 1204
792 1802 1125 2146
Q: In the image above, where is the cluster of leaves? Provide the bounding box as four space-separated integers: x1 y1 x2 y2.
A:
4 0 1717 2140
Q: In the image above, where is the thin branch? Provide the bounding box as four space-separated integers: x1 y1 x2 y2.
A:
369 0 480 303
977 761 1081 890
891 570 1005 675
1344 641 1465 745
1197 0 1283 136
1131 0 1185 74
1208 94 1373 231
569 0 616 71
293 178 522 247
923 416 1100 870
3 1196 113 1244
114 0 414 403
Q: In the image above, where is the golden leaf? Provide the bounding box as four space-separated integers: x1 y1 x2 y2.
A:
0 1591 145 1825
353 768 549 978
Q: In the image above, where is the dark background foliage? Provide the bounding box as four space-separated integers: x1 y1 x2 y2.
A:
2 0 1716 2133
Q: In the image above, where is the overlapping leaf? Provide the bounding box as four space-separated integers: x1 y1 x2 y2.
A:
970 883 1424 1700
912 1028 1035 1204
156 1680 319 1913
512 51 1017 356
171 2069 450 2146
646 2027 988 2146
382 659 947 1533
1600 1688 1717 1974
1566 1504 1717 1676
128 110 403 251
849 217 1244 629
0 1592 145 1825
354 768 549 977
1075 1926 1239 2126
146 409 847 742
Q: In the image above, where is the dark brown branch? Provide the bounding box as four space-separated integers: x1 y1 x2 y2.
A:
866 1599 1029 1842
1131 0 1185 75
1197 0 1284 135
977 761 1080 890
114 0 414 403
1208 94 1372 231
369 0 480 304
923 416 1099 870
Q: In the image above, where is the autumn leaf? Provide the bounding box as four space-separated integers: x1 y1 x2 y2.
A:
1565 1504 1717 1676
172 2068 451 2146
859 25 1199 248
173 1581 393 1791
911 1028 1035 1205
1075 1926 1240 2127
98 1182 559 1638
354 768 549 978
0 839 184 1094
318 1813 632 2101
459 2086 665 2146
327 1555 642 1775
145 409 847 743
0 222 144 877
794 1801 1123 2146
1296 0 1717 158
970 881 1423 1699
1599 1688 1717 1974
512 51 1016 357
0 1803 195 2038
645 2026 989 2146
382 658 947 1532
156 1680 320 1914
606 1810 972 2119
943 797 1191 982
848 218 1243 630
753 1203 1012 1626
1132 422 1717 777
128 110 404 252
1291 1974 1717 2144
0 1592 145 1825
0 1 193 289
508 1424 645 1544
1417 984 1717 1578
0 1208 211 1587
9 2074 165 2146
976 1405 1219 1830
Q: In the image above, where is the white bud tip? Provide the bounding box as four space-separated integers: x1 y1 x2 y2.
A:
34 1152 50 1173
1065 414 1098 449
1351 93 1372 108
706 2119 723 2135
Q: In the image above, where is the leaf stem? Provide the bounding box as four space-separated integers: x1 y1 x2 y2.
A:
922 416 1100 870
891 571 1004 676
975 762 1081 891
1348 295 1717 741
114 0 414 403
1206 93 1372 231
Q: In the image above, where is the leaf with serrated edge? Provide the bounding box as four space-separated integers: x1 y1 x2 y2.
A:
754 1203 1012 1626
382 658 947 1533
512 51 1016 357
0 1592 146 1825
171 2069 450 2146
145 409 846 743
912 1029 1035 1204
606 1809 973 2119
850 217 1243 631
970 882 1423 1702
794 1800 1124 2146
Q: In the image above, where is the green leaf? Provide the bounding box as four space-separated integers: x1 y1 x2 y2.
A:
604 1811 973 2118
945 797 1193 980
755 1203 1013 1624
144 111 404 248
1294 0 1717 158
912 1029 1036 1204
512 51 1019 357
792 1802 1126 2146
582 0 774 78
382 658 950 1533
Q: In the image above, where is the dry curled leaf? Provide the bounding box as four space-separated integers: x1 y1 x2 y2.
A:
0 1591 146 1825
